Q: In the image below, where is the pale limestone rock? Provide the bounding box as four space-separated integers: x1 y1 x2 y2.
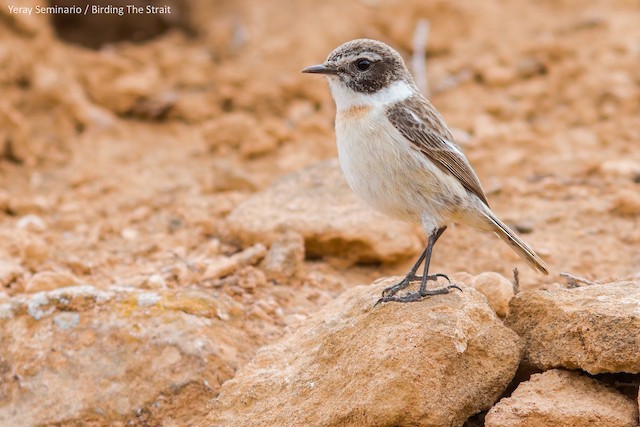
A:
0 285 273 426
485 369 638 427
226 160 422 264
204 277 522 427
507 280 640 374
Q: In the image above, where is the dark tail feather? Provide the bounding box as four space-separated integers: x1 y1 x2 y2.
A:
483 211 549 275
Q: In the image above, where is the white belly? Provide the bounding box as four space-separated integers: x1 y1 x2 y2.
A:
335 107 464 228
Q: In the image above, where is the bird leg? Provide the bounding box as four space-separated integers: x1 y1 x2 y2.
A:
380 246 427 298
381 226 446 298
376 226 460 305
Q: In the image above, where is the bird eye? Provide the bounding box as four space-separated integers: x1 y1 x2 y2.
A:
356 59 371 71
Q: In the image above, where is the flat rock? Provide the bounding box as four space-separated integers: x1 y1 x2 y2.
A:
0 285 273 426
506 281 640 374
204 277 522 427
226 159 422 263
485 369 639 427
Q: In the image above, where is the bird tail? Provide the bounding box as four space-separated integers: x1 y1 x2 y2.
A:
482 210 549 275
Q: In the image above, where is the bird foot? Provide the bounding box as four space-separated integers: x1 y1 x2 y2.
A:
375 284 461 306
381 273 450 298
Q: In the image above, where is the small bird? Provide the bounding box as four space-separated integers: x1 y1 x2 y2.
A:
302 39 549 305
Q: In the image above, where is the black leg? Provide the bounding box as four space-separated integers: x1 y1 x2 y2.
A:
380 247 426 297
381 226 447 297
375 226 461 306
417 230 437 295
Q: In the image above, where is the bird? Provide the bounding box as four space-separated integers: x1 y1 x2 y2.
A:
302 39 549 305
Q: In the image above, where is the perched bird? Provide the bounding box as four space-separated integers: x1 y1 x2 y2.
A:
302 39 549 305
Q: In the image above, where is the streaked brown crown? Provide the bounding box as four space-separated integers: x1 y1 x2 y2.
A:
325 39 414 93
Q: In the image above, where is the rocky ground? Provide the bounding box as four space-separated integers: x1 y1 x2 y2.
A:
0 0 639 425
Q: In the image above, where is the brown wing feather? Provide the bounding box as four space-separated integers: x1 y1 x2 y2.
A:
386 96 489 206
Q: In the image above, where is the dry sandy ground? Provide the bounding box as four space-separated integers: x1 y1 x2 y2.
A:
0 0 639 424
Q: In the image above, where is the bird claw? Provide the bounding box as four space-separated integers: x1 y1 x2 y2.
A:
380 273 450 298
375 283 461 306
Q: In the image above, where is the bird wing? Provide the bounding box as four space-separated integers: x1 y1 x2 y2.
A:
386 96 489 206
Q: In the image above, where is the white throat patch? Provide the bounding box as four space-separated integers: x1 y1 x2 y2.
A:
328 79 415 111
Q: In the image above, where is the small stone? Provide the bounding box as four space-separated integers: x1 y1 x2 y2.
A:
0 259 24 287
599 160 640 180
20 236 50 267
145 274 167 289
203 244 266 280
204 257 239 280
516 57 546 78
472 272 514 318
202 161 258 193
16 214 47 232
482 65 516 86
25 271 80 293
263 231 305 280
610 189 640 216
121 228 138 240
485 370 638 427
129 206 152 222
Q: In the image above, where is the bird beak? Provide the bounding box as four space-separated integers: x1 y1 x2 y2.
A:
301 63 338 75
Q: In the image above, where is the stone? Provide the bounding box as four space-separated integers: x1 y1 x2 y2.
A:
24 270 80 293
202 243 267 280
610 189 640 216
16 214 47 232
0 284 274 426
226 160 423 264
204 277 522 427
485 369 638 427
262 231 305 280
506 280 640 374
472 272 514 318
599 159 640 180
0 259 24 288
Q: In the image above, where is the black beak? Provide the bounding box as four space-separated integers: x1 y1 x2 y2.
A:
301 63 338 75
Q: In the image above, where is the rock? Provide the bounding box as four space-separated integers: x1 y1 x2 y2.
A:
262 231 305 280
516 57 546 79
506 280 640 374
204 277 522 427
0 285 273 426
0 259 24 288
485 369 638 427
472 272 514 318
201 161 259 193
24 271 80 293
481 65 516 86
16 214 47 232
226 160 423 264
19 235 50 269
204 112 278 157
203 243 267 280
599 159 640 180
610 189 640 216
